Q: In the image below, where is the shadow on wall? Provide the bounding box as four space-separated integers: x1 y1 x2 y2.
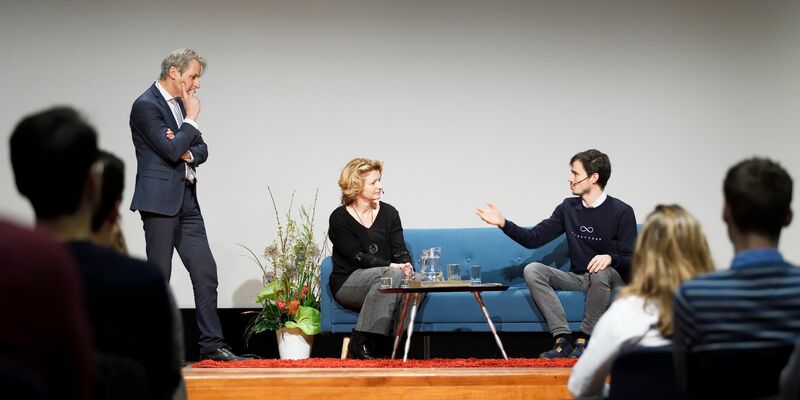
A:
232 279 263 308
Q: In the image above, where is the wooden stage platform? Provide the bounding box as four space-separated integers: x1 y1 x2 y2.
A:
184 367 572 399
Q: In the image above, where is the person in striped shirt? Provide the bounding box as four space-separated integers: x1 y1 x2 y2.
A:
672 157 799 397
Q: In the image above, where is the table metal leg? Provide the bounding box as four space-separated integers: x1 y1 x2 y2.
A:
402 293 421 362
473 291 508 360
391 293 411 360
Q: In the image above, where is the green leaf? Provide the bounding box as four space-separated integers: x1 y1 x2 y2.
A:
290 305 321 335
294 318 321 336
295 305 320 324
284 321 298 329
256 280 284 303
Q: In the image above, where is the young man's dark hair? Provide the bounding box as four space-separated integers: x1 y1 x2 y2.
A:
91 150 125 232
724 157 793 240
9 107 98 219
570 149 611 189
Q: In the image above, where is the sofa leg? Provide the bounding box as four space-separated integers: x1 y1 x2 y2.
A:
423 335 431 359
341 336 350 359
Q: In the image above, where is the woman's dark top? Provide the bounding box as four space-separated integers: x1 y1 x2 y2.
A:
328 201 412 296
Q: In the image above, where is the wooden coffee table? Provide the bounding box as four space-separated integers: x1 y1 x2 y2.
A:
379 283 509 362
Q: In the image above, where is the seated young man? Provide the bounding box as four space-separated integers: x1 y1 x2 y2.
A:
477 149 637 358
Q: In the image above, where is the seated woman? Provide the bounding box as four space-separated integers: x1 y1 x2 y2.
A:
328 158 414 359
568 204 714 399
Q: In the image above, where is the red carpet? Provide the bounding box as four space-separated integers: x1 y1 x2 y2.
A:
192 357 577 368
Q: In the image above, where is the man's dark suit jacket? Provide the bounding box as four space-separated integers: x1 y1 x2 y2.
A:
129 83 208 216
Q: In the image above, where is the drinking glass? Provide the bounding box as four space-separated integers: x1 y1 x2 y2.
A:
447 263 461 281
380 276 392 289
380 268 394 288
469 265 482 285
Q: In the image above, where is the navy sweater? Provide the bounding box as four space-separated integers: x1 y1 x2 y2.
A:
501 195 637 282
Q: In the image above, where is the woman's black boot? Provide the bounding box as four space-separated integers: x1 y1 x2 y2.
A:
348 330 377 359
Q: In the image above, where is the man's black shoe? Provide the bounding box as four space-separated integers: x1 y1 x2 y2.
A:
348 330 377 360
201 347 249 361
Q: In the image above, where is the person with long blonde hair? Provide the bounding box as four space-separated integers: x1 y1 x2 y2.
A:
568 204 714 399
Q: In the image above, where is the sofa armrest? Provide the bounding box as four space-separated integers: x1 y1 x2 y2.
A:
320 256 334 332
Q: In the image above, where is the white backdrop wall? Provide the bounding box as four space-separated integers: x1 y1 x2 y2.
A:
1 0 798 308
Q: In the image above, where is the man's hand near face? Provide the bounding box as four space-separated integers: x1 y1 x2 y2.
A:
181 82 200 120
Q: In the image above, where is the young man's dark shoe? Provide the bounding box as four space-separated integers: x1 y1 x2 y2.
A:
539 337 575 359
570 337 588 358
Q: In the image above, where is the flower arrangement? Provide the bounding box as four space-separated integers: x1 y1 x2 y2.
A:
241 188 327 339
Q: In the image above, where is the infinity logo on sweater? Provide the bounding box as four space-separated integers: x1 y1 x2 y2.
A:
579 226 594 233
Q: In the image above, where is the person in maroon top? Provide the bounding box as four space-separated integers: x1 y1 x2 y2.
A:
0 219 94 400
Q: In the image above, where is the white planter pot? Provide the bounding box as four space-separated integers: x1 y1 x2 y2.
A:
276 328 314 359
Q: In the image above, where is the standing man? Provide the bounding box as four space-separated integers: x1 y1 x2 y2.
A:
477 149 637 358
130 48 245 361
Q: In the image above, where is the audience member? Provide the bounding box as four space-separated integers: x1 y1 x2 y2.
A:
0 219 94 400
90 149 187 400
673 157 800 398
9 106 180 400
90 150 128 254
568 205 714 399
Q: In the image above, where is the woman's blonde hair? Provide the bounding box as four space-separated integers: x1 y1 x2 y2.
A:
338 158 384 205
620 204 714 336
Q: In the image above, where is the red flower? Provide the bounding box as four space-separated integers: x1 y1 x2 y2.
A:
301 285 308 299
277 300 286 311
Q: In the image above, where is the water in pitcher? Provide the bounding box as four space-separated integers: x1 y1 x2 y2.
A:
419 249 431 281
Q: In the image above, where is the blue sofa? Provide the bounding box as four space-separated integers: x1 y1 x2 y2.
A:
320 227 589 334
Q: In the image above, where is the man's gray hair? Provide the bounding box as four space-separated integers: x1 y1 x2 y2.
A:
159 48 207 80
